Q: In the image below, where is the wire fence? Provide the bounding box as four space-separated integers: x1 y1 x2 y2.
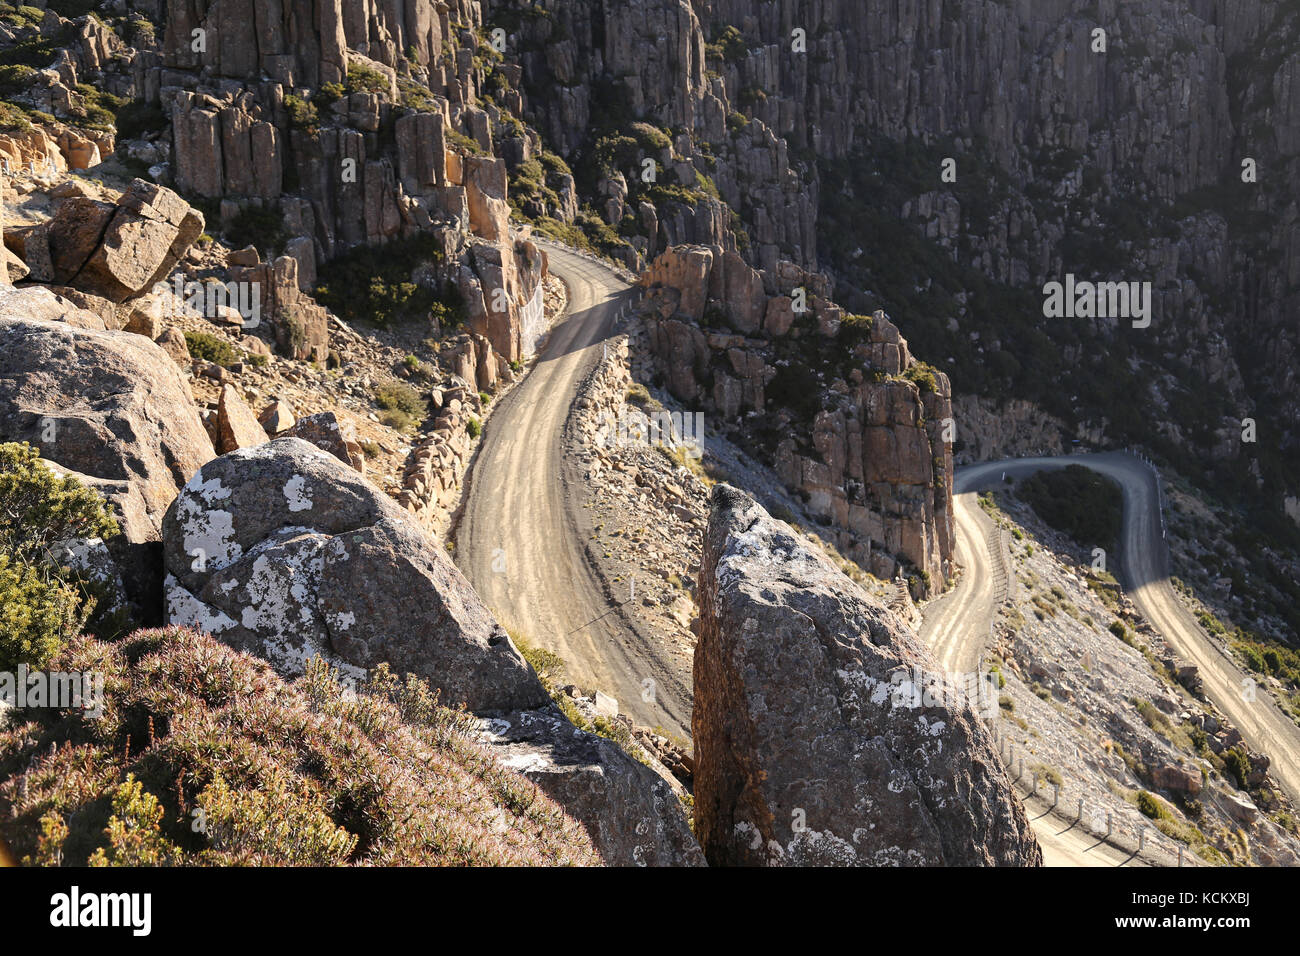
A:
991 724 1209 867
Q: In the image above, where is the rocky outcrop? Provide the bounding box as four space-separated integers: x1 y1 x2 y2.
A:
488 0 749 270
227 255 330 362
396 381 478 533
6 179 203 302
0 190 23 284
0 125 108 181
5 0 550 388
215 385 269 454
0 285 107 329
950 396 1069 465
480 705 706 867
154 0 548 372
0 315 215 616
258 399 296 435
693 484 1041 866
641 245 953 592
161 437 703 865
281 411 366 473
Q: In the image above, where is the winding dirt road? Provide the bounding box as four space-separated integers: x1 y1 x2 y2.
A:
453 245 692 737
453 242 1297 862
921 452 1300 864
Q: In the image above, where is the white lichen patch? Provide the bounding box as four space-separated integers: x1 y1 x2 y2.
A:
496 750 553 773
238 537 326 637
284 474 312 512
327 609 356 632
164 573 237 635
482 717 513 736
787 828 857 865
177 475 240 572
917 715 947 737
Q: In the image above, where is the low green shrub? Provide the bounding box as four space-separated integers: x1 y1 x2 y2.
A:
283 94 319 132
0 556 87 671
346 63 390 94
1137 790 1170 820
113 99 165 141
374 382 426 433
313 235 460 328
183 331 241 368
0 442 125 668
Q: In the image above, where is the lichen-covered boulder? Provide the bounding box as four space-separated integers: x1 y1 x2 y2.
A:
161 437 549 713
693 484 1042 866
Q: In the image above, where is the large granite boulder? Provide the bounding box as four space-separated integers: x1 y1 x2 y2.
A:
161 438 549 713
693 484 1041 866
0 285 107 329
0 316 216 617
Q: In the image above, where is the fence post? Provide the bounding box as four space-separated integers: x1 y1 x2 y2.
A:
1106 813 1113 838
1139 829 1146 851
1052 783 1060 807
1177 845 1184 867
1077 798 1084 822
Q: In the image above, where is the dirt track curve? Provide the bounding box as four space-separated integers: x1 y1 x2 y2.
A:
453 245 691 737
922 452 1300 865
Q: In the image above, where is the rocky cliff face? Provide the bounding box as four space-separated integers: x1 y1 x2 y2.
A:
155 0 548 373
8 2 1298 504
694 484 1040 866
483 0 1300 534
640 244 954 592
2 0 964 592
5 0 552 388
485 0 816 273
703 0 1297 449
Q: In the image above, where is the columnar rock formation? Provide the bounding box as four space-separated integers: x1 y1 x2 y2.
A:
150 0 547 379
640 244 954 591
487 0 810 273
0 0 551 389
694 484 1041 866
486 0 1300 520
